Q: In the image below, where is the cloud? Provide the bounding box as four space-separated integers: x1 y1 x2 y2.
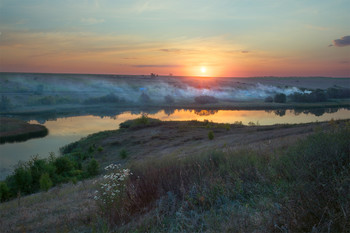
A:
81 17 105 24
159 48 199 54
132 64 182 68
159 48 182 53
333 36 350 47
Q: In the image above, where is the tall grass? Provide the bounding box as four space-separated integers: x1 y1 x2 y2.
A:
93 121 350 232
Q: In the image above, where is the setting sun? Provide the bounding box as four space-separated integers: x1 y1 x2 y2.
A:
201 67 207 73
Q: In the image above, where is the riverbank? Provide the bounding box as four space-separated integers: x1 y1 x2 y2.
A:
1 118 349 232
0 118 48 144
1 99 350 116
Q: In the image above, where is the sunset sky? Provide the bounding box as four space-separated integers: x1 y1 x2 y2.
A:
0 0 349 77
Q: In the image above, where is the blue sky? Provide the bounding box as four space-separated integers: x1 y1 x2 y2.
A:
0 0 349 76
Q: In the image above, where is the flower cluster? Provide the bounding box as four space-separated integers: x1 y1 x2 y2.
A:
94 163 132 204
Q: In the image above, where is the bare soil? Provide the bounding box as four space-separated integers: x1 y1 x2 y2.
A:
91 120 322 169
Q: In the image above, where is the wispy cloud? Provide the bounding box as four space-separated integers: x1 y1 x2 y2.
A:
332 36 350 47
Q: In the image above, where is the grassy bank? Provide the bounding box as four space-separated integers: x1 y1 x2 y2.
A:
0 118 48 144
1 118 349 232
90 120 349 232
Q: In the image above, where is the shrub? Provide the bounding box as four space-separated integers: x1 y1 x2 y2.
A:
119 149 128 159
98 146 104 152
208 130 214 140
39 173 53 191
87 158 100 177
273 93 287 103
0 182 10 202
30 158 54 191
119 115 161 129
54 156 74 176
88 145 95 153
135 114 149 125
13 166 33 194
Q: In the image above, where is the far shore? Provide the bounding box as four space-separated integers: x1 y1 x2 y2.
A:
0 118 48 144
1 99 350 116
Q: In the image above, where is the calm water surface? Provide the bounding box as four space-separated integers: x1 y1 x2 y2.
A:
1 108 349 179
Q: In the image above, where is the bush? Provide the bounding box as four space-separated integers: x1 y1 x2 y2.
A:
13 166 33 194
273 93 287 103
208 130 214 140
119 149 128 159
1 153 94 201
39 173 53 191
0 182 10 202
119 116 161 129
30 158 54 192
87 158 100 177
54 157 74 176
97 146 104 152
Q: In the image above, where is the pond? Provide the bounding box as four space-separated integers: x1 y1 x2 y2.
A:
1 108 349 179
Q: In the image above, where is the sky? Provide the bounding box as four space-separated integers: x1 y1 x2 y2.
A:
0 0 349 77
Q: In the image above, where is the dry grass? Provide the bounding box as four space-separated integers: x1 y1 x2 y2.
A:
0 179 98 232
1 119 349 232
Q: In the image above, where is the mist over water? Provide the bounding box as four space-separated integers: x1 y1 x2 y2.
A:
0 73 314 106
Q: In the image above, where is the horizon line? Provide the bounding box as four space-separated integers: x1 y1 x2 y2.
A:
0 71 349 79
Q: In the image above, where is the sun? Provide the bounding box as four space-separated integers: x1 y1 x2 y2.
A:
200 66 207 73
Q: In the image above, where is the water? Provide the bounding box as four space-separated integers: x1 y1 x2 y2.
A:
1 108 349 179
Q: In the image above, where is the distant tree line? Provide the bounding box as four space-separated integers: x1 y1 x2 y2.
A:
265 87 350 104
83 93 125 105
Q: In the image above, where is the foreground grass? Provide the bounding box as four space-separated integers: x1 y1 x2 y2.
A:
1 118 349 232
94 120 350 232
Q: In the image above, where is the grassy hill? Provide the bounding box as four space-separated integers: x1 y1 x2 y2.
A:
1 118 349 232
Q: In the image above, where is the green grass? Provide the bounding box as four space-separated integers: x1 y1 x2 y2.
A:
119 115 161 129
